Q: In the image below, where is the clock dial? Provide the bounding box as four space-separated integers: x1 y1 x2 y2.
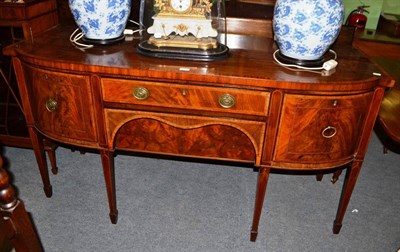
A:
170 0 192 13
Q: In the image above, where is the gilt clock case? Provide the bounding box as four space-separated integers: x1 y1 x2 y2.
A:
137 0 229 60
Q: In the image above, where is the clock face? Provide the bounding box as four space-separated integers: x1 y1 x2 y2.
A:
169 0 192 13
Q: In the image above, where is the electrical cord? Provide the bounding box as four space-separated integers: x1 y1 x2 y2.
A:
69 28 94 49
273 49 338 73
128 19 145 34
69 19 145 49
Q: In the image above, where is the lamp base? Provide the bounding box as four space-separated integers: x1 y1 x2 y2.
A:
82 35 125 45
275 51 325 68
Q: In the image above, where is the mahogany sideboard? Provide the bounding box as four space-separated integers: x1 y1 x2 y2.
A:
3 23 394 242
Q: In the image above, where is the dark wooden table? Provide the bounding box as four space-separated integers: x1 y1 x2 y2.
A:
4 22 394 242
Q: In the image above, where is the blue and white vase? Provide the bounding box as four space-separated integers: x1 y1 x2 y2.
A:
273 0 344 62
69 0 131 41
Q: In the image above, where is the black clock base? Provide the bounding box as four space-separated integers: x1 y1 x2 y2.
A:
137 41 229 61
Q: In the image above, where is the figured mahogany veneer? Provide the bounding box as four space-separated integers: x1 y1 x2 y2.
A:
24 66 97 145
273 93 373 166
3 24 394 242
101 78 270 117
116 119 256 161
106 110 265 163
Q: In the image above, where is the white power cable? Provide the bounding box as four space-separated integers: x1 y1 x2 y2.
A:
69 20 146 49
273 49 338 72
128 19 146 34
69 28 94 49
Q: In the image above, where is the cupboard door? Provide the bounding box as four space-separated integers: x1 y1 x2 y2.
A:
24 65 97 143
273 92 373 164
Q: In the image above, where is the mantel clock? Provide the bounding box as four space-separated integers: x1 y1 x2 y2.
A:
137 0 228 60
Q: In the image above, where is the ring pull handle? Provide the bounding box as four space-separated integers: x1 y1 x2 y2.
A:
132 87 150 100
218 94 236 109
45 98 58 112
321 126 337 139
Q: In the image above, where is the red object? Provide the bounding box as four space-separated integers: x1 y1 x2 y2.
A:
347 6 369 30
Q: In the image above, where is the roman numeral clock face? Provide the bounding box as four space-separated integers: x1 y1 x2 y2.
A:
170 0 192 13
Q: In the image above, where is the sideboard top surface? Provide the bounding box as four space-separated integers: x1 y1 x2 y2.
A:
4 25 394 91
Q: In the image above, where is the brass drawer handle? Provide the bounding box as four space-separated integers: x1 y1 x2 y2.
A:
45 98 58 112
218 94 236 109
132 87 150 100
321 126 337 139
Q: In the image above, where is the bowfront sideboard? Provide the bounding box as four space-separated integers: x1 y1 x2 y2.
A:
4 23 394 241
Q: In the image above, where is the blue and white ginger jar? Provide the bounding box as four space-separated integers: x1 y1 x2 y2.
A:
273 0 344 60
69 0 131 40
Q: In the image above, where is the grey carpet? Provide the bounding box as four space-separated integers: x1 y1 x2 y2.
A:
2 132 400 251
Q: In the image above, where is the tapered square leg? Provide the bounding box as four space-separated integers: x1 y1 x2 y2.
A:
28 128 52 198
44 139 58 175
250 166 270 242
333 161 362 234
333 221 342 234
100 150 118 224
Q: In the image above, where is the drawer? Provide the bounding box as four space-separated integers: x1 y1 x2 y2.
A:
101 78 270 116
24 65 97 144
273 92 374 164
104 109 267 164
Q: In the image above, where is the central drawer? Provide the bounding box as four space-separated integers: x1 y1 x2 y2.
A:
101 78 270 116
104 109 266 164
